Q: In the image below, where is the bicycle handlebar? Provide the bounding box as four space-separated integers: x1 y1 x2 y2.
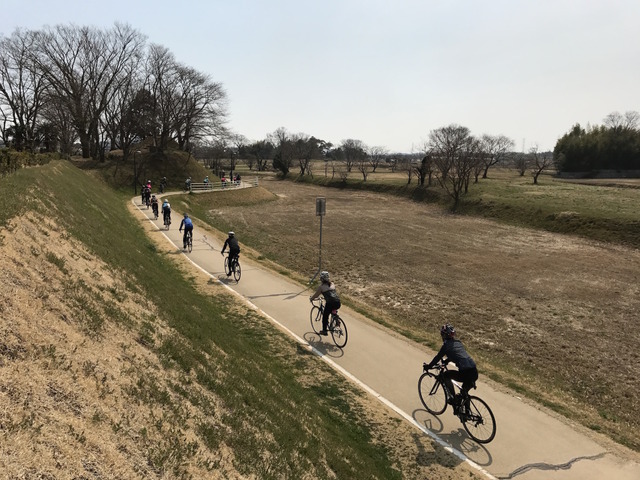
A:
423 361 449 373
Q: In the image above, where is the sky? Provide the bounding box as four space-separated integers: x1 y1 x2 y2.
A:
2 0 640 153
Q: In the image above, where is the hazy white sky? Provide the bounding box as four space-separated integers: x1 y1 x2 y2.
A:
3 0 639 152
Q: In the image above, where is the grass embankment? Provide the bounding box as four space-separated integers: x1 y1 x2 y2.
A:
295 167 640 248
0 160 476 479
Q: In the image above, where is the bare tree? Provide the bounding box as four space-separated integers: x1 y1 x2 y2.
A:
514 153 528 176
480 134 515 178
269 127 295 176
429 124 478 209
529 145 553 184
31 23 145 158
340 138 366 172
291 133 320 176
0 29 48 151
367 145 387 173
356 153 371 181
172 64 228 152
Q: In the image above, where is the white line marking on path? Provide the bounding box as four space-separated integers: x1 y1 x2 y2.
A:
133 199 497 480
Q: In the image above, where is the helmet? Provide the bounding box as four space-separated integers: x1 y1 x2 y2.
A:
151 194 156 198
183 213 189 218
228 231 235 237
320 271 330 282
440 324 456 340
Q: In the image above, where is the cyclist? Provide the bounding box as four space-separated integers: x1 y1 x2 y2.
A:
162 199 171 225
185 177 191 191
221 231 240 276
424 324 478 409
309 271 341 336
159 176 167 193
143 185 151 206
151 194 159 217
179 213 194 250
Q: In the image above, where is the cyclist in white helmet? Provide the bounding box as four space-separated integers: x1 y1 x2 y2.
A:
309 271 341 335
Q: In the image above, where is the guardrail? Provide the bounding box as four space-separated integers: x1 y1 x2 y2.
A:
187 177 258 192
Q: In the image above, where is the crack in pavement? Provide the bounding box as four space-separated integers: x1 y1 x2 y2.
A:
497 452 607 479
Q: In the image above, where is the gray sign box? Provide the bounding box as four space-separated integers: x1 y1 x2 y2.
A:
316 197 326 216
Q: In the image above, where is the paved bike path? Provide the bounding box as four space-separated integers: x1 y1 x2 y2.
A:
133 199 640 480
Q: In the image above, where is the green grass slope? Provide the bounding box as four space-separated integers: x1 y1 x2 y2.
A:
0 160 477 479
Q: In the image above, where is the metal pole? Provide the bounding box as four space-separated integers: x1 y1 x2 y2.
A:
319 214 323 271
133 151 137 196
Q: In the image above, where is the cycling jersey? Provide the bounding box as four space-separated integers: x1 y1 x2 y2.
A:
429 339 476 371
180 217 193 230
222 236 240 254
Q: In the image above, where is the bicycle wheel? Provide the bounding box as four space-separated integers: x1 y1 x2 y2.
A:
330 315 348 348
310 306 323 334
462 396 496 444
418 373 447 415
187 234 192 253
233 261 241 282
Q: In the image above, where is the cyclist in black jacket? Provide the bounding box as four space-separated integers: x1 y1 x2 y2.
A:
425 324 478 405
221 231 240 275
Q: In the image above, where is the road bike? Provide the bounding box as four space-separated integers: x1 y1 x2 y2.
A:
418 362 496 444
152 203 159 220
184 230 193 253
309 298 348 348
223 253 241 282
163 212 171 230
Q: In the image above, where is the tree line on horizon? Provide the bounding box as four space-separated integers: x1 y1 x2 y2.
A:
0 23 227 162
1 23 638 207
553 111 640 173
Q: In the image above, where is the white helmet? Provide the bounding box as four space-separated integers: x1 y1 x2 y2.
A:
228 231 235 236
320 271 330 282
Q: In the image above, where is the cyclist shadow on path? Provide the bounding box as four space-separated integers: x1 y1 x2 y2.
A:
302 332 345 359
412 408 493 467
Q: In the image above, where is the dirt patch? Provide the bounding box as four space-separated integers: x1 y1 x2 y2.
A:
204 176 640 451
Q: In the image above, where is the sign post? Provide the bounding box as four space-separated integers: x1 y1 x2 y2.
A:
310 197 326 283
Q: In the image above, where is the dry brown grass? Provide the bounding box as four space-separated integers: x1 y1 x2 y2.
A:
0 207 482 479
196 176 640 451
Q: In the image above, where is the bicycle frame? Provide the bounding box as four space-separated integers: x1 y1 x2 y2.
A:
310 298 338 317
429 363 466 401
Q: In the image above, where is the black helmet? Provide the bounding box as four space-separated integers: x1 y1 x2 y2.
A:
440 324 456 340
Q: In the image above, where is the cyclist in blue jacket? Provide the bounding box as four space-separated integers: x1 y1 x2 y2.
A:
179 213 193 250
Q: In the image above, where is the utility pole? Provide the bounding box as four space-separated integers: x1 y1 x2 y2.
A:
309 197 326 283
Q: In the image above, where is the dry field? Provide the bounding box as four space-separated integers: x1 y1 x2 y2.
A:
198 176 640 450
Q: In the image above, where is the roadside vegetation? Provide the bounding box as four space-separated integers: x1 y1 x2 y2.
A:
0 160 479 479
